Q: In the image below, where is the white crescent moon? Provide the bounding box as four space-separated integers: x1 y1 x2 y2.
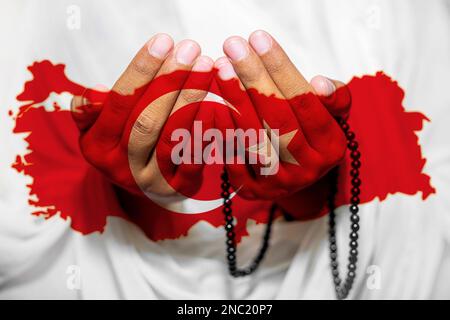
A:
133 90 240 214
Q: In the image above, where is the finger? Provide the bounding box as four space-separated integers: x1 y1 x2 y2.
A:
89 33 174 145
223 36 302 135
143 88 216 197
248 30 314 99
248 30 339 152
128 39 202 175
213 57 262 196
214 57 307 198
310 75 352 119
170 56 215 115
222 38 320 190
156 56 216 194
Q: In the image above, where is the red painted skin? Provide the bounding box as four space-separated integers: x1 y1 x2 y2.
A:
11 61 435 242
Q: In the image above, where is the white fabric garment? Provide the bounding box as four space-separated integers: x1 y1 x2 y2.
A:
0 0 449 299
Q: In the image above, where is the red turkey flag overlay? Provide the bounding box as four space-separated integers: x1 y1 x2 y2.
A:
10 60 436 242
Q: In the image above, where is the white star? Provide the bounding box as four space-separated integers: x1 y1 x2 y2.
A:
263 119 300 166
263 120 299 166
246 120 300 173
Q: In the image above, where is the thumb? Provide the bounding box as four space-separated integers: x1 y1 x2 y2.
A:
310 75 351 119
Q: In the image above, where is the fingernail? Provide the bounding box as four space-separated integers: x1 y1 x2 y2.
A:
192 56 214 72
215 57 237 80
223 37 249 62
312 75 336 96
322 77 336 96
249 30 273 55
147 34 173 59
175 40 201 65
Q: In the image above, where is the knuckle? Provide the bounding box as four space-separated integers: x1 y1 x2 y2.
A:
133 112 159 136
238 69 263 84
138 170 178 197
179 89 205 104
130 58 155 77
285 81 309 99
265 59 286 75
137 173 155 191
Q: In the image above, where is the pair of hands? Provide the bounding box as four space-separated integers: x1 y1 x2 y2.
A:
71 30 351 206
